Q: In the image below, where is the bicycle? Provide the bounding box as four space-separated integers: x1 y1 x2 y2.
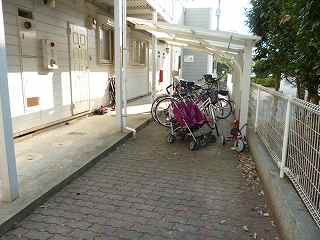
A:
152 78 232 127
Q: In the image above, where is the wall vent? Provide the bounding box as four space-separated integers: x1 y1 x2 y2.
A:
18 9 33 19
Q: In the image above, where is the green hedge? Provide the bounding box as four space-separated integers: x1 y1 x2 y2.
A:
252 77 276 88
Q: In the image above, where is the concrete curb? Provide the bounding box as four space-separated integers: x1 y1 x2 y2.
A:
0 118 151 235
248 129 320 240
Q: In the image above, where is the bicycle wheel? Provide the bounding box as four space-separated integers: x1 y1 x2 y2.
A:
151 94 169 123
214 98 232 119
202 104 216 129
234 139 245 152
154 96 173 128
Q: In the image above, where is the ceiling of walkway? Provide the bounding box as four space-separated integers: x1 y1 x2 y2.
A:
128 17 260 62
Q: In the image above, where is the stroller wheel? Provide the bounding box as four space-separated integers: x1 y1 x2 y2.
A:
210 134 217 143
167 134 176 144
177 131 187 140
189 140 198 151
199 136 208 147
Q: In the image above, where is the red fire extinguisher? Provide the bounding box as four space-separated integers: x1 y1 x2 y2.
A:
159 69 164 83
159 50 165 83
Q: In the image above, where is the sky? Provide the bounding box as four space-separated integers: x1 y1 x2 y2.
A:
184 0 251 34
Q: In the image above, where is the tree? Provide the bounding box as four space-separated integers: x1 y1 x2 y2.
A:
246 0 295 91
252 59 271 78
246 0 320 104
294 0 320 103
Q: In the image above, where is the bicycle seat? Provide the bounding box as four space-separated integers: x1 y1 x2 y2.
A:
180 80 195 88
203 74 216 82
218 90 229 96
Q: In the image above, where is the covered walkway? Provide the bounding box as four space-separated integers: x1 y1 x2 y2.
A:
0 97 151 230
0 0 260 205
0 124 279 240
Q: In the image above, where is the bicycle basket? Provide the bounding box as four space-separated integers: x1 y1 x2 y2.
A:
201 90 218 103
209 89 218 103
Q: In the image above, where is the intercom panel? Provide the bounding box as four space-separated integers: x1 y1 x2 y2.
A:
42 39 58 69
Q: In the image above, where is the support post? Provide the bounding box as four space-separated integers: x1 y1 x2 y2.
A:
121 0 127 128
280 97 292 178
114 0 127 131
239 42 253 130
152 10 158 97
254 87 260 132
0 0 19 202
169 45 173 93
216 0 221 31
231 65 240 117
213 55 217 77
209 54 214 76
231 67 237 102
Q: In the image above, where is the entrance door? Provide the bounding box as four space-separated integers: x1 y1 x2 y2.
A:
68 24 90 115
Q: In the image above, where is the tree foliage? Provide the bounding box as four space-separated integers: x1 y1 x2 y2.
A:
252 59 272 78
246 0 320 104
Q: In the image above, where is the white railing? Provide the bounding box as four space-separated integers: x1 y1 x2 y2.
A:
148 0 184 23
249 83 320 228
159 0 174 20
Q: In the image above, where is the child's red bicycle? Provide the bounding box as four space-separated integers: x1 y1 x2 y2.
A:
222 120 247 152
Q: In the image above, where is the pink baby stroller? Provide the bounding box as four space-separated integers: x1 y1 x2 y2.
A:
167 98 216 150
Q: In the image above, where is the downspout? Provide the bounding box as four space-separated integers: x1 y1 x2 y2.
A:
114 0 124 130
152 10 158 98
121 0 136 137
122 0 137 138
213 0 221 77
125 126 136 138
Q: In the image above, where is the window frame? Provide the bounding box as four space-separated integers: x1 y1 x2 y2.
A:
130 39 147 66
97 24 114 65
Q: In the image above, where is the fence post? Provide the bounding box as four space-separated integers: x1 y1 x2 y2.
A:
254 87 260 132
280 96 292 178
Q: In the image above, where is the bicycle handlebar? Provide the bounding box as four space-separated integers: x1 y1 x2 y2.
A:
166 84 173 95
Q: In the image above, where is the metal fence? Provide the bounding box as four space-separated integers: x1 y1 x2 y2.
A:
249 83 320 228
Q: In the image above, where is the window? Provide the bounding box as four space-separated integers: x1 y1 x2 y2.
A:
97 25 113 64
131 40 147 65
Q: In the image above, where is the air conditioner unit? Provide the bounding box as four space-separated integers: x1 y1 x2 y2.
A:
42 39 58 70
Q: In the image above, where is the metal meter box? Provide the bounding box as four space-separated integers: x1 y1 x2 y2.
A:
18 16 38 57
42 39 58 69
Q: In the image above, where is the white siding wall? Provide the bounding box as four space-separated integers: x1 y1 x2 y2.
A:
182 8 213 82
159 43 171 90
147 42 171 93
126 27 150 99
3 0 150 135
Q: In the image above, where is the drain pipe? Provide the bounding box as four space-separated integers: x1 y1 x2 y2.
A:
125 126 136 138
120 0 136 138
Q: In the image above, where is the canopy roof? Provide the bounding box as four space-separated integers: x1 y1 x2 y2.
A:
127 17 260 61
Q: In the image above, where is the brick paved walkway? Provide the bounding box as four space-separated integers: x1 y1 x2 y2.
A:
1 124 279 240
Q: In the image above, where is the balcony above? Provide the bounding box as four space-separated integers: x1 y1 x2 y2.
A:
90 0 184 23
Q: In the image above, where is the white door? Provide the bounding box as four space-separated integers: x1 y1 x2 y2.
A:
68 24 90 115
